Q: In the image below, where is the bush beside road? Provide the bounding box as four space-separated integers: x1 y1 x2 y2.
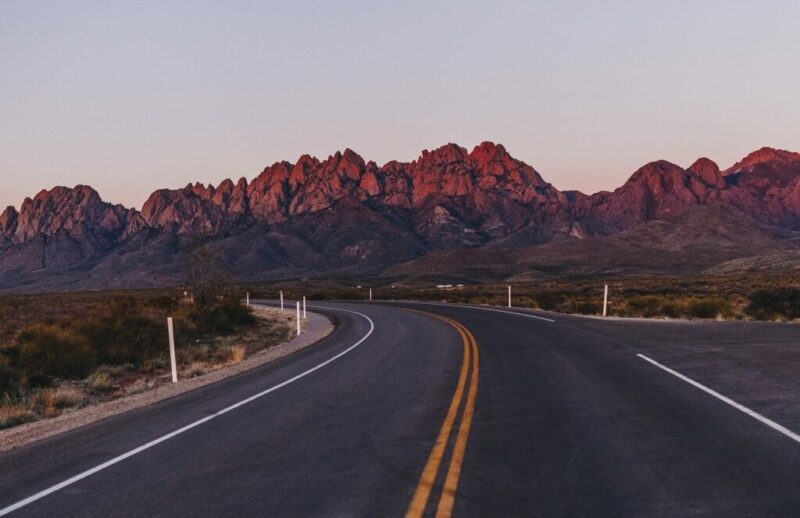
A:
0 292 289 430
249 274 800 322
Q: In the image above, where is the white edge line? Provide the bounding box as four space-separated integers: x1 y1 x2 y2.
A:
637 353 800 444
0 308 375 517
387 300 556 323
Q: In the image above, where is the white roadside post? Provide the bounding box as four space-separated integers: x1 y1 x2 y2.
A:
246 292 250 307
603 284 609 317
280 291 284 311
167 317 178 383
369 288 373 301
296 301 301 336
508 285 512 308
303 296 307 319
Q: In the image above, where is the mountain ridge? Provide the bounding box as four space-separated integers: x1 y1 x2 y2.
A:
2 142 800 292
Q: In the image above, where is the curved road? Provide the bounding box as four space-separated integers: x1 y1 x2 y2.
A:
2 301 800 516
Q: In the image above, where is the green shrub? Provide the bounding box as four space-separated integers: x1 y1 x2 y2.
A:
307 292 332 301
146 296 178 311
573 301 601 315
17 324 96 379
659 300 683 318
625 295 684 318
747 288 800 320
0 354 18 396
626 296 665 318
0 345 19 364
686 297 731 319
176 297 255 336
71 296 167 366
536 292 565 311
26 373 52 388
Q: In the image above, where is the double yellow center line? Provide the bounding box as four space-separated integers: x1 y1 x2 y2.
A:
406 312 480 518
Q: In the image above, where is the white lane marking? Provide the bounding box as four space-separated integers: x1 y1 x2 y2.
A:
388 300 556 323
637 353 800 445
0 308 375 517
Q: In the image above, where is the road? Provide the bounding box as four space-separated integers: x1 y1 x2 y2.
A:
2 301 800 516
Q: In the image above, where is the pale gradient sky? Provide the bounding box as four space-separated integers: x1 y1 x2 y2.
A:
1 1 799 210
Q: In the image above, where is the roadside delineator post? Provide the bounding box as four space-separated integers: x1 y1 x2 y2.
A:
280 291 284 311
369 288 373 301
303 296 307 319
167 317 178 383
296 302 301 336
508 285 512 308
246 292 250 307
603 284 609 317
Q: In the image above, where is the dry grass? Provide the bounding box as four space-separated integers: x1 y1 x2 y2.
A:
0 402 35 430
0 384 87 427
124 377 155 395
226 345 246 364
85 369 114 395
39 385 86 415
186 362 207 378
141 357 168 374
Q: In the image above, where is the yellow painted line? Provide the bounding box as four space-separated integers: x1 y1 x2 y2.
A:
405 315 470 518
435 322 479 517
404 310 479 518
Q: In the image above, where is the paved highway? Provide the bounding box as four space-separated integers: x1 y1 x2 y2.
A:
1 301 800 516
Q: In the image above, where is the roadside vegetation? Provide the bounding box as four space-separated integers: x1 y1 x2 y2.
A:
247 273 800 322
0 290 289 430
4 270 797 429
744 287 800 320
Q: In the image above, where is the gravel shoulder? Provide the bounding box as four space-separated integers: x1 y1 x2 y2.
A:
0 306 333 452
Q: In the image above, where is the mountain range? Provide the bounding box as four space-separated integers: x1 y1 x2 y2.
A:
2 142 800 292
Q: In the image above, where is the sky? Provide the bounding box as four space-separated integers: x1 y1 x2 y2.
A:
1 1 799 210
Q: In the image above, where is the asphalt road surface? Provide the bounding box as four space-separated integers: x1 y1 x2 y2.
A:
2 300 800 517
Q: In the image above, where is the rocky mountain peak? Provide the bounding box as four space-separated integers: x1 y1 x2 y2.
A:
419 143 469 165
469 141 510 168
187 182 215 200
687 157 725 188
0 206 18 236
335 148 366 180
726 147 800 173
8 185 129 243
629 160 684 180
249 162 291 194
211 178 248 219
6 143 800 293
247 163 291 224
288 154 320 188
